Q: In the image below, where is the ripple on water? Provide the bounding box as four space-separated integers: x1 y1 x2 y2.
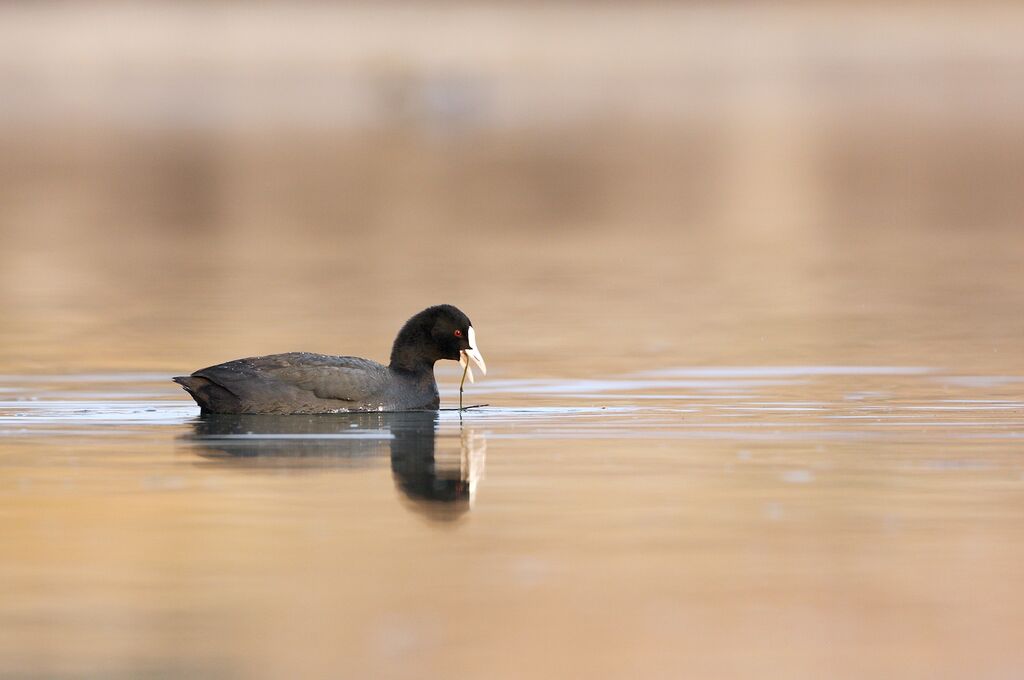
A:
0 365 1020 445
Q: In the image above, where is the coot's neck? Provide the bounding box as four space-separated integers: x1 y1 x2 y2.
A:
389 320 437 375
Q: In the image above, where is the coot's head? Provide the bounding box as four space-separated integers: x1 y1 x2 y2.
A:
390 304 487 375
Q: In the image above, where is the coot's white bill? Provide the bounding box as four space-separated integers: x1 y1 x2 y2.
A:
459 325 487 384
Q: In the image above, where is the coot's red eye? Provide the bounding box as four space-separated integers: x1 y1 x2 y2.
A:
454 329 463 337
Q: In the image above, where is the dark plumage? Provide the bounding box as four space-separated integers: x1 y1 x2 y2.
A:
173 304 486 414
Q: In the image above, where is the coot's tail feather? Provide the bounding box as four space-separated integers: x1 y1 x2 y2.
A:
173 375 241 414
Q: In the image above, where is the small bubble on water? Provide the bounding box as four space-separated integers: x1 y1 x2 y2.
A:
763 502 783 521
782 470 814 484
142 476 187 491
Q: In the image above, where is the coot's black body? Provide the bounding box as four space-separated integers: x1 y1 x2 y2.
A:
173 305 486 415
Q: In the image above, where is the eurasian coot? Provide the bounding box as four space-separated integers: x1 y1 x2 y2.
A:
173 304 486 414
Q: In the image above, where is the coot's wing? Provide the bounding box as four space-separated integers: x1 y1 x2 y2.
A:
194 352 389 403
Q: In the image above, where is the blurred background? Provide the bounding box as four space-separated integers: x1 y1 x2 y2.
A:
2 2 1023 376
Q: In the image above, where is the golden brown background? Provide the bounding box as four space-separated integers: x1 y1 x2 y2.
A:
3 3 1022 374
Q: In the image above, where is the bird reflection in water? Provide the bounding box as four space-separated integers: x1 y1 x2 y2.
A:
183 411 485 520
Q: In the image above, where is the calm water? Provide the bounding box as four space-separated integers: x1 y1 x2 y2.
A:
2 358 1024 678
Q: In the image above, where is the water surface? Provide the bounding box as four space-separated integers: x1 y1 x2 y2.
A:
2 362 1023 679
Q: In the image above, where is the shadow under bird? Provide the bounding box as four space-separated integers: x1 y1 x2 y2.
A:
173 304 486 414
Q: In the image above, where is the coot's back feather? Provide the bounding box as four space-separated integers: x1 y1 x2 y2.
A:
197 353 388 401
175 353 392 414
